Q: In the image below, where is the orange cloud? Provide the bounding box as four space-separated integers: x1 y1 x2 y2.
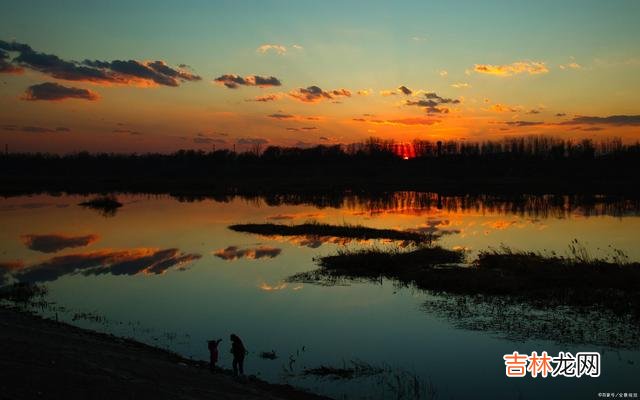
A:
247 94 282 102
489 103 522 112
559 62 582 70
289 86 351 103
474 61 549 76
257 44 287 55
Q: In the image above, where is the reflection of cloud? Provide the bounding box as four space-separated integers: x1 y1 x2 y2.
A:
259 281 303 292
266 212 324 221
482 220 523 230
411 219 461 236
21 233 99 253
267 214 296 220
259 282 288 291
213 246 282 261
14 248 202 283
265 234 361 249
0 260 25 271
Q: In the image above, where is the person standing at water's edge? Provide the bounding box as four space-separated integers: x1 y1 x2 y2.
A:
230 334 247 376
207 339 222 372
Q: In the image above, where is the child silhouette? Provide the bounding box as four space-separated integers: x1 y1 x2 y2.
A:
207 339 222 372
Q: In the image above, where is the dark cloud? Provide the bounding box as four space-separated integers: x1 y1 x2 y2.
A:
555 113 566 117
286 126 318 132
214 74 281 89
237 138 269 145
112 129 143 135
21 233 99 253
247 94 280 102
353 117 440 126
405 92 460 113
0 40 200 86
81 59 201 86
13 248 201 283
0 49 24 74
505 121 545 127
559 115 640 126
289 85 351 103
2 125 70 133
213 245 281 261
527 109 541 114
268 113 294 119
193 134 226 144
22 82 99 101
398 85 412 95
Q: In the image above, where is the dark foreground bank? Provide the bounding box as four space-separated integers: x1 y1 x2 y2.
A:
0 306 330 400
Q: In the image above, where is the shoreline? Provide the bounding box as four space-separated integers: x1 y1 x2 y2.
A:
0 305 330 400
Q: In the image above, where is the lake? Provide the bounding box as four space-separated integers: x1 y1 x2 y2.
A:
1 192 639 399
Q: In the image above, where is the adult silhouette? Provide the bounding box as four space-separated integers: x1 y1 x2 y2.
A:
230 334 247 376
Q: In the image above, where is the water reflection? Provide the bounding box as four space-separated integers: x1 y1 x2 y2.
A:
10 248 201 283
21 233 99 253
1 191 638 399
174 191 640 218
213 246 282 260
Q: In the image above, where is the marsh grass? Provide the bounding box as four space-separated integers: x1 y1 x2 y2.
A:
0 282 48 303
288 241 640 347
259 350 278 360
290 359 438 399
78 195 123 216
229 222 434 244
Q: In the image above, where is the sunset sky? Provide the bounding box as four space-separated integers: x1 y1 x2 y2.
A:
1 0 639 153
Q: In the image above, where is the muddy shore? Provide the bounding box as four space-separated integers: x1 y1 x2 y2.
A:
0 306 330 400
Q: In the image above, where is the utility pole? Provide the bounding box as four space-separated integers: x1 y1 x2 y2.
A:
4 144 7 156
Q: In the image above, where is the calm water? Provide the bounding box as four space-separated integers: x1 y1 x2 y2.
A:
1 192 639 399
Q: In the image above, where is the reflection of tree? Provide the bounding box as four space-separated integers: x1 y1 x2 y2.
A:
175 192 640 219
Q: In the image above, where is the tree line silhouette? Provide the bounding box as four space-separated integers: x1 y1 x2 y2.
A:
2 136 639 194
